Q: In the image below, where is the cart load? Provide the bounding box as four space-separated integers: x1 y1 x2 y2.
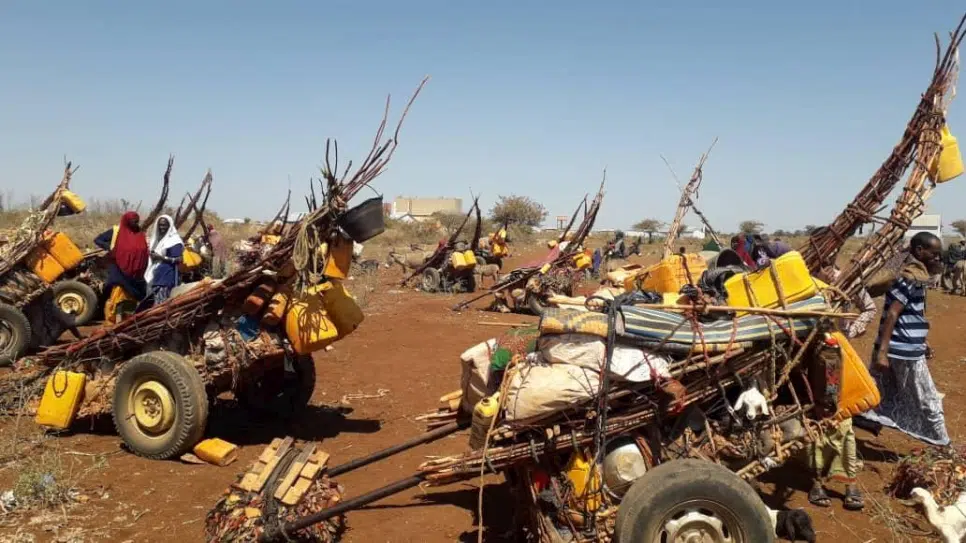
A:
0 78 428 464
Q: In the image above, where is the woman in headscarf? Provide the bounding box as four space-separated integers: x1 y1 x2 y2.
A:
94 211 149 303
145 215 185 304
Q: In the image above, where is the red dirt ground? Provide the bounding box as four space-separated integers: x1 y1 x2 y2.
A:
1 250 963 542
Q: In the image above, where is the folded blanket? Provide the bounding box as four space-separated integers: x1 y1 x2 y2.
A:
539 308 609 338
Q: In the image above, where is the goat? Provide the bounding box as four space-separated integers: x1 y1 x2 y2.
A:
910 487 966 543
768 508 816 542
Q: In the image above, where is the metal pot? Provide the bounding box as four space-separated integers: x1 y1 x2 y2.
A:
603 438 648 499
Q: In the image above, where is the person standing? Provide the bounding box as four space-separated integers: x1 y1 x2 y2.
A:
94 211 149 302
857 232 949 447
145 215 185 304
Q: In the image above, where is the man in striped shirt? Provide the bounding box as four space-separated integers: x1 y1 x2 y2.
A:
859 232 949 446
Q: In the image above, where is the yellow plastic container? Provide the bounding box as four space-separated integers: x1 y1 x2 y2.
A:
25 249 66 284
929 124 964 183
323 235 353 279
468 392 501 450
462 250 478 268
60 190 86 214
724 251 817 315
261 234 281 245
35 371 87 430
573 253 591 270
319 281 365 339
450 251 469 270
831 332 881 421
285 285 340 355
180 249 203 272
640 254 707 293
564 449 602 513
261 289 291 327
193 438 239 466
491 242 508 258
42 231 84 271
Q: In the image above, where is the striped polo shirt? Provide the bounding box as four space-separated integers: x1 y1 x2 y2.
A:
874 277 929 360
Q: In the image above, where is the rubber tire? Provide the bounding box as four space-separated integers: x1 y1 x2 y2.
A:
615 459 774 543
0 303 31 367
422 268 442 292
527 295 546 316
112 351 209 460
237 354 316 419
52 280 99 327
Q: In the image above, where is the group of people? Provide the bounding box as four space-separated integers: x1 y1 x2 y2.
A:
94 211 187 308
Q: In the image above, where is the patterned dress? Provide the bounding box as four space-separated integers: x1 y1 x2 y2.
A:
858 277 950 446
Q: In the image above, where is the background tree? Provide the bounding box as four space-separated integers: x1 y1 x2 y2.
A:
632 218 665 243
489 195 548 230
431 211 467 235
739 220 764 235
772 229 791 238
952 219 966 238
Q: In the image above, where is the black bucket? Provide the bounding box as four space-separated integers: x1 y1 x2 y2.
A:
338 196 385 243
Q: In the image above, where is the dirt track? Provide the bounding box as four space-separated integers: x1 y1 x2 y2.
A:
1 252 964 542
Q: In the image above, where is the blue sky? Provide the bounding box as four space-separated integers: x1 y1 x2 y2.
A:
1 1 965 232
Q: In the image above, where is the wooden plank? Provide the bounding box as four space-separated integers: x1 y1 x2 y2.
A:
299 451 330 480
250 438 293 493
280 477 313 506
273 444 315 501
258 438 284 464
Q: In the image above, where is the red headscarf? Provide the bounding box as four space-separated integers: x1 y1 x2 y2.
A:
733 234 756 268
113 211 149 278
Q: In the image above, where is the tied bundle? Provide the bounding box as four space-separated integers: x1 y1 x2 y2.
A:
205 477 346 542
888 445 966 506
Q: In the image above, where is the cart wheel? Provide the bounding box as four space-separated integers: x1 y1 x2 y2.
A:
237 354 317 419
112 351 209 460
527 295 546 316
615 459 774 543
52 280 99 327
421 268 441 292
0 303 30 366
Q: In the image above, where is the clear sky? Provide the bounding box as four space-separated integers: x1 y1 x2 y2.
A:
1 1 965 232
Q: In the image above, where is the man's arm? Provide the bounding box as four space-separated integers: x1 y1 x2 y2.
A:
873 299 903 371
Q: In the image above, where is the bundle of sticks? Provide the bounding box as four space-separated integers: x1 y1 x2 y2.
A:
452 180 605 311
0 78 428 407
802 16 965 301
0 162 77 280
662 138 717 259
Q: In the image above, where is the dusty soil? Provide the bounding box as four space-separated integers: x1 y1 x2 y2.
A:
0 248 963 542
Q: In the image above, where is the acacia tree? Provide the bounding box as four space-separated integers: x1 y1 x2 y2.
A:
952 219 966 238
633 218 664 243
489 195 548 229
431 211 467 234
739 220 764 234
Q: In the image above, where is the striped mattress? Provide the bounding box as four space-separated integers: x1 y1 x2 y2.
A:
618 295 828 353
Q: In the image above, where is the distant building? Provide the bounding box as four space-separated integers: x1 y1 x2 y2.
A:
904 214 942 240
391 197 462 222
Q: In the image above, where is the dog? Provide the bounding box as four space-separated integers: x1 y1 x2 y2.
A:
768 508 816 542
474 263 501 287
910 487 966 542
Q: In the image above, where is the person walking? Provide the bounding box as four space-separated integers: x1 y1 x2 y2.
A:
857 232 950 447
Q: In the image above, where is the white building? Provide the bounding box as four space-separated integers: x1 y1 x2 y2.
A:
904 214 942 240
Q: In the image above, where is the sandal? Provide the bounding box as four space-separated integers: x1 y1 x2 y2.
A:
808 486 832 508
844 487 865 511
